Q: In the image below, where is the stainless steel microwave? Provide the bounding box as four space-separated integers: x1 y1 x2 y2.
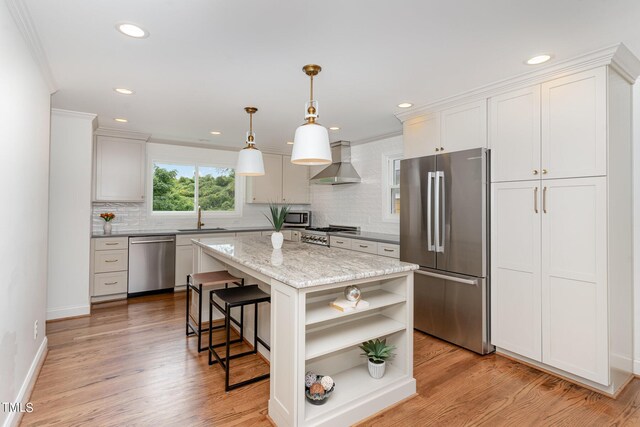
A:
284 211 311 227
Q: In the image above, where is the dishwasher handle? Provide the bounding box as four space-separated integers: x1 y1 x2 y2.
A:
130 239 175 245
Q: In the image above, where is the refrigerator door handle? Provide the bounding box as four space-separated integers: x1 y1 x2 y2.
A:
427 171 435 251
415 269 478 286
433 171 440 253
436 171 445 253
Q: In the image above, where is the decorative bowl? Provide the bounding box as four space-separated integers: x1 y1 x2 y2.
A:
305 376 335 405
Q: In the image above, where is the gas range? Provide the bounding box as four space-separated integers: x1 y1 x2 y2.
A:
300 225 360 246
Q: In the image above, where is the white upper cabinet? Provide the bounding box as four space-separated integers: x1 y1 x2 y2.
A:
440 100 487 153
282 155 310 204
541 177 608 385
246 153 310 204
489 86 542 182
491 181 542 361
402 113 439 159
246 153 282 204
94 136 146 202
541 68 607 179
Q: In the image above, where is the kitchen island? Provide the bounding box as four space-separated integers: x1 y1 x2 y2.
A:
192 236 418 427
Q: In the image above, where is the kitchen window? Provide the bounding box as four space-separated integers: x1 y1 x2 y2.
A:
151 162 238 215
383 154 402 221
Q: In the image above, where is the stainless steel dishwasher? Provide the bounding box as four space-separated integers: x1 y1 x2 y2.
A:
128 235 176 296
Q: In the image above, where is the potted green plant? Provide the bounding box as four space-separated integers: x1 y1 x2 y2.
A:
359 338 395 379
264 203 290 249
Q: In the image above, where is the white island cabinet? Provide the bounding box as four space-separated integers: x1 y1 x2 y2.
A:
192 236 418 426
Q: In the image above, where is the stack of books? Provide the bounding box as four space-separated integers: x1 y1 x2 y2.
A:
330 297 370 312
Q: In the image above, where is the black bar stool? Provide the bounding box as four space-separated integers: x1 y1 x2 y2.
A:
186 271 244 352
208 285 271 391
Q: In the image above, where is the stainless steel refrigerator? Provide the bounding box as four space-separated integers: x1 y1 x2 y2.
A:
400 148 493 354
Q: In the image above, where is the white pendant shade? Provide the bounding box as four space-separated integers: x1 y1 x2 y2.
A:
237 146 265 176
291 123 332 165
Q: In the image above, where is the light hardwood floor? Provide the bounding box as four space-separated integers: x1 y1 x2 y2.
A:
21 292 640 426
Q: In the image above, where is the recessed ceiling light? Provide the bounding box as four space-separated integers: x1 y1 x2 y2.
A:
526 54 552 65
286 141 294 145
210 131 222 135
115 23 149 39
397 102 413 108
114 88 134 95
329 127 340 131
114 118 128 123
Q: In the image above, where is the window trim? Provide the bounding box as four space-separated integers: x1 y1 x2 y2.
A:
148 158 243 218
382 152 402 223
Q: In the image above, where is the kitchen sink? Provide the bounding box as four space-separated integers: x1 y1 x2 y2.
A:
177 227 227 232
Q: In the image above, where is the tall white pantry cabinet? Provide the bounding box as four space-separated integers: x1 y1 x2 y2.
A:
396 44 639 396
490 52 638 395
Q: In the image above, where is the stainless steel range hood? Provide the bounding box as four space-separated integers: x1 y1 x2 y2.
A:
310 141 361 185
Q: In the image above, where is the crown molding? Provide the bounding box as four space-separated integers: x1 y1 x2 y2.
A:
95 127 151 141
5 0 57 94
396 43 640 123
51 108 97 120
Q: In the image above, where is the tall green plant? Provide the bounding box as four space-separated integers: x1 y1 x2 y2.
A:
264 203 290 232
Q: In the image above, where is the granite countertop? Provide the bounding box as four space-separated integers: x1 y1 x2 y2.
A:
328 231 400 245
194 235 417 289
91 226 281 238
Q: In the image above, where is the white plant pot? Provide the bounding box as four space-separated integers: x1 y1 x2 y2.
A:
103 222 112 235
367 359 386 379
271 231 284 249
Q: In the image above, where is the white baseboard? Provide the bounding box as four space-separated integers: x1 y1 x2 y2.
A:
46 304 90 320
634 359 640 375
3 337 48 427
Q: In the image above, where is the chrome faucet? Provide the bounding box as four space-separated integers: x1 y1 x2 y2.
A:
197 206 205 229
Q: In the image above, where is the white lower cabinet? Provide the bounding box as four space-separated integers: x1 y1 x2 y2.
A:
329 236 400 259
491 181 542 361
91 237 129 300
541 177 608 385
491 177 615 390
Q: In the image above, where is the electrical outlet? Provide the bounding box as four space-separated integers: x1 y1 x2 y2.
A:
33 320 38 340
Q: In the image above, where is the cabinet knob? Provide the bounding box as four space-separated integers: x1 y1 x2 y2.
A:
435 148 439 152
542 169 548 174
533 170 539 175
440 147 444 151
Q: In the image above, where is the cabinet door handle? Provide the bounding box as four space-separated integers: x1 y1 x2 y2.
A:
533 169 539 175
336 241 344 244
105 242 118 246
105 259 118 263
440 147 444 151
542 169 548 175
359 245 368 248
383 248 394 252
534 187 538 213
435 148 440 152
543 187 547 213
104 281 118 285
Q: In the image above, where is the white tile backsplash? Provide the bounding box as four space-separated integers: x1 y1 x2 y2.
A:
308 135 403 235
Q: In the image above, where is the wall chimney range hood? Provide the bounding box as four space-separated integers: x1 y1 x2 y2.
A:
310 141 362 185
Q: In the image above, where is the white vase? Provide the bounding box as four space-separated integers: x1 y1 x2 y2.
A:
271 249 283 266
271 231 284 249
103 222 112 235
367 359 386 379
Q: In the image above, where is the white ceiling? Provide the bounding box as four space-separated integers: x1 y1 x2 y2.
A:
23 0 640 152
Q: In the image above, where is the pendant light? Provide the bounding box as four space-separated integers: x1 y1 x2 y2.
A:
291 64 332 165
236 107 265 176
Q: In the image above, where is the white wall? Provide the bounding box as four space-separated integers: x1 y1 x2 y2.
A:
92 142 307 234
309 135 403 234
0 3 51 426
47 110 96 320
633 81 640 374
